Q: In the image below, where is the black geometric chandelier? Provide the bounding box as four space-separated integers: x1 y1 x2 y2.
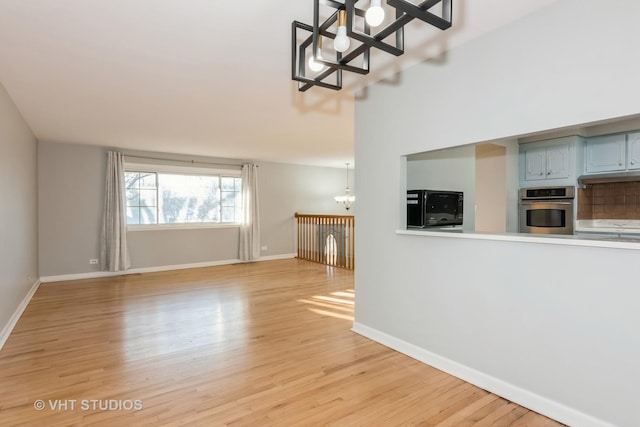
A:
291 0 453 91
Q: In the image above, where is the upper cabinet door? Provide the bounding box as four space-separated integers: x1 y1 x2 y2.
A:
585 134 626 173
519 136 582 187
524 146 547 181
628 132 640 170
546 144 570 179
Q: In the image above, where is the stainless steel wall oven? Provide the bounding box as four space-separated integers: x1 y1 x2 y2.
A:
519 186 575 235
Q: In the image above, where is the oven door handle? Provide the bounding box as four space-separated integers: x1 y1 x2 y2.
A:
520 200 573 205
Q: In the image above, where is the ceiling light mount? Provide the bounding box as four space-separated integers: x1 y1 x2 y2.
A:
292 0 453 91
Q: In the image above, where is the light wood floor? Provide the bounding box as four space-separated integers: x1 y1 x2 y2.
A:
0 259 563 426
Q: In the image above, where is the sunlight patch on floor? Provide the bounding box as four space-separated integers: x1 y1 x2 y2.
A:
307 308 354 321
298 289 355 321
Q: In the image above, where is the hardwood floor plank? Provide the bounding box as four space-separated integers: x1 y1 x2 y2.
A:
451 397 514 427
0 259 565 426
473 402 529 427
434 393 501 427
510 411 561 427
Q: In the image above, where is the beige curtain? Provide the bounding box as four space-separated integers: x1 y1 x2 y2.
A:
239 163 260 261
100 151 130 271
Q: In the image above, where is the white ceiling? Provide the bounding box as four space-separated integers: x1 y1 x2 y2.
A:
0 0 559 167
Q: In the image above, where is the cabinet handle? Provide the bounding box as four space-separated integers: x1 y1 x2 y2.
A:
619 162 623 166
632 161 636 165
539 172 543 176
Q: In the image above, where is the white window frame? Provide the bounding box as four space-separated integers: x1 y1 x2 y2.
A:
124 162 242 231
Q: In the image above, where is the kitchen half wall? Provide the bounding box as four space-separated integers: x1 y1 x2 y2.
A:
354 0 640 426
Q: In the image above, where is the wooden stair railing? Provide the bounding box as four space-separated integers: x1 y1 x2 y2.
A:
294 213 354 270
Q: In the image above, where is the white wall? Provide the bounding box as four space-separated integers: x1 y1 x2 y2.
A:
38 141 351 276
0 81 38 343
354 1 640 426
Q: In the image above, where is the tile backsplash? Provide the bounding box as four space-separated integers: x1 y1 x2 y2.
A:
577 182 640 220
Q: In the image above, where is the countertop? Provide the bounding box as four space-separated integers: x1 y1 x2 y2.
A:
575 219 640 235
397 227 640 250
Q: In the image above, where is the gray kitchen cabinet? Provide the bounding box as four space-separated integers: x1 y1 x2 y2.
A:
523 144 569 181
546 145 571 180
585 134 626 173
523 145 548 181
627 132 640 170
584 132 640 173
519 136 582 188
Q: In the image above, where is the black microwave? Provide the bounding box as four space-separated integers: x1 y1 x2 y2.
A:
407 190 464 228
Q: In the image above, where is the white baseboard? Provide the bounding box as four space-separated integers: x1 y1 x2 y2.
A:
40 253 297 283
0 279 41 351
256 253 296 262
351 322 614 427
40 270 127 283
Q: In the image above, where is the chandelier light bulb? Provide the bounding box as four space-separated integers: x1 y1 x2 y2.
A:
308 36 325 72
366 0 385 27
333 10 350 53
308 55 324 72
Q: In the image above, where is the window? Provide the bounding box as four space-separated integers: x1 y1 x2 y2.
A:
124 163 242 227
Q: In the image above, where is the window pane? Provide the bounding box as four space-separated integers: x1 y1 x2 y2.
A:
221 207 235 223
220 176 242 223
126 188 140 206
127 207 140 225
221 191 236 207
125 171 158 225
139 189 157 207
139 173 157 188
158 173 220 224
125 172 140 189
139 206 157 225
221 177 235 191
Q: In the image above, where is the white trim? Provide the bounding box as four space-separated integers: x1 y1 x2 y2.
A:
124 161 241 176
127 223 240 232
0 280 41 351
255 253 296 262
40 253 297 283
40 260 241 282
351 322 616 427
40 270 124 282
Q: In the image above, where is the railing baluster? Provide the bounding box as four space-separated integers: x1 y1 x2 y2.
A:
297 215 301 259
307 216 311 262
350 216 354 269
303 216 307 261
314 217 318 264
309 216 312 262
338 217 341 267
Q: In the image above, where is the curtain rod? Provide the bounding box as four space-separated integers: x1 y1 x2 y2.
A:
122 154 254 169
